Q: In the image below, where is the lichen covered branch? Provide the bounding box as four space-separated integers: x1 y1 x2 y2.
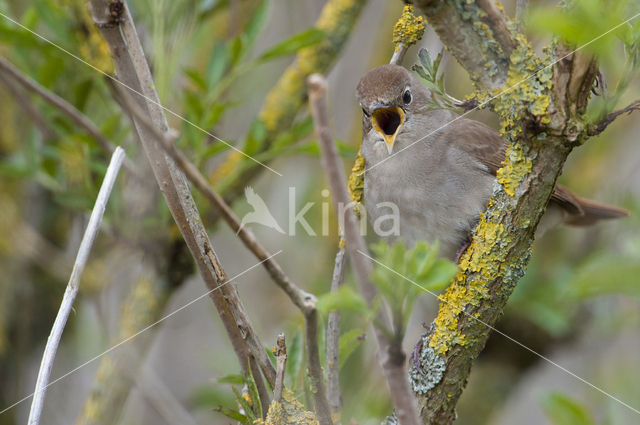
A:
410 2 601 424
413 0 516 90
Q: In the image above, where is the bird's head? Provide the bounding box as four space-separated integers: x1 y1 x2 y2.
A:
356 64 430 155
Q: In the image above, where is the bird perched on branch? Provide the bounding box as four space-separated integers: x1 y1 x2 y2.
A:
356 64 628 260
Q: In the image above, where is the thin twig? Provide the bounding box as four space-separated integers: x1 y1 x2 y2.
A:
109 82 316 315
390 45 408 66
307 74 421 425
0 55 139 176
273 334 287 403
589 99 640 135
0 72 57 141
326 234 346 414
304 307 334 425
110 81 332 424
27 147 125 425
89 0 275 407
515 0 529 30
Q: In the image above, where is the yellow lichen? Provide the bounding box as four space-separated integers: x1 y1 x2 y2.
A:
242 392 253 406
496 144 532 197
348 149 365 205
392 5 426 50
254 388 318 425
429 220 509 355
209 150 243 186
258 0 364 133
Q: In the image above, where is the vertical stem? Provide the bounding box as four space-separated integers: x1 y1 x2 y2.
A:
28 148 125 425
326 238 346 414
307 74 420 425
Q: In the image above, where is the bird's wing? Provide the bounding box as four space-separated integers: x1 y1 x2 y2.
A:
447 117 506 175
446 117 588 215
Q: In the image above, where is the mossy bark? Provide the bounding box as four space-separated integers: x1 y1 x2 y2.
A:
411 1 599 423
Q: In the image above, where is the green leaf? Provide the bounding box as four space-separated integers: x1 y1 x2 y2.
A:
568 256 640 298
207 42 229 87
259 28 326 61
369 240 456 335
183 67 208 91
542 392 597 425
213 405 249 423
229 36 245 67
243 119 267 155
73 79 93 112
285 329 303 389
244 0 270 47
338 329 365 369
217 374 244 385
189 385 235 410
419 261 458 292
317 285 369 317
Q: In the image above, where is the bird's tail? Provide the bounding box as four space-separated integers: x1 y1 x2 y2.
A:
565 196 629 226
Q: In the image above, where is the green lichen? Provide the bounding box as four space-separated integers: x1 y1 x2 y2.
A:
450 0 507 85
410 341 446 394
254 388 318 425
392 5 426 50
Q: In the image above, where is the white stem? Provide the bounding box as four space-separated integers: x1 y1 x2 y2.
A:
27 147 126 425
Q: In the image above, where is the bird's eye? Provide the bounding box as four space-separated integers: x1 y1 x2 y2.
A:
403 89 412 105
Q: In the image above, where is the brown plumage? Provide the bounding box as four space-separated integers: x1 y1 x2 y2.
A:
356 64 628 259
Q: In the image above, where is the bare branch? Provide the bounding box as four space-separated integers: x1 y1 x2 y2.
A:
109 81 316 315
0 73 57 141
304 307 333 425
89 0 275 397
28 147 125 425
516 0 529 29
273 334 287 403
307 74 420 425
589 100 640 136
110 82 333 422
326 236 346 414
0 55 138 176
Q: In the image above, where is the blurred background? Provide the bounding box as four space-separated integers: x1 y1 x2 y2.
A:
0 0 639 424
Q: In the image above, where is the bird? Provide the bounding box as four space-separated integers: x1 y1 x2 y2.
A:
238 186 285 234
356 64 629 260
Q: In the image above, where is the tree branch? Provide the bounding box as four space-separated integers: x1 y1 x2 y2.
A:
28 147 125 425
326 236 346 414
89 0 275 403
589 99 640 136
307 74 421 425
0 55 138 176
109 81 316 315
273 334 287 403
0 73 57 141
110 80 338 423
214 0 367 200
409 2 601 423
413 0 515 90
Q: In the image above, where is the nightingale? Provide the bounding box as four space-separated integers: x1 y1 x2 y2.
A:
356 64 629 260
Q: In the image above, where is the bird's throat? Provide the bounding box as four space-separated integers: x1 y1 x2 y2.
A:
372 106 404 154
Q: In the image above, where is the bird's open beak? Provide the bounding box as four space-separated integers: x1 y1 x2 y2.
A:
372 106 405 155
